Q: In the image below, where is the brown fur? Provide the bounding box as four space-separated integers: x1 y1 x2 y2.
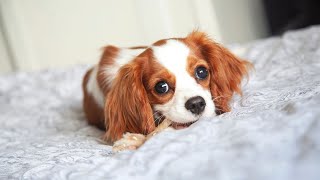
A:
82 46 120 130
103 48 179 143
186 56 211 89
97 45 119 93
129 46 148 49
183 31 252 114
103 51 156 143
82 68 105 130
152 39 167 46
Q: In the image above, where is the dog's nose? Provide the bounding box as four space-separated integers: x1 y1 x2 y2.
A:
185 96 206 115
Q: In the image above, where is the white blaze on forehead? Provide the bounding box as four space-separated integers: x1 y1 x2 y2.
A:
152 40 216 123
152 40 190 77
152 40 196 93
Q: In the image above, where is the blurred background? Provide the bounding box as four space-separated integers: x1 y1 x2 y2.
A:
0 0 319 74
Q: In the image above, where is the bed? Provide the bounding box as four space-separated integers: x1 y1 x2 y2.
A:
1 26 320 180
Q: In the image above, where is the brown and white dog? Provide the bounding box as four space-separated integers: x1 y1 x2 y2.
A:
82 31 251 145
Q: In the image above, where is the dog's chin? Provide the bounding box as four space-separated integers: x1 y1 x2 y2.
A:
170 120 197 130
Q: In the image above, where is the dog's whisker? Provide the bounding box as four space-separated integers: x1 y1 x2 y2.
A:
154 115 164 124
211 95 232 101
143 111 171 135
154 112 169 125
142 111 166 134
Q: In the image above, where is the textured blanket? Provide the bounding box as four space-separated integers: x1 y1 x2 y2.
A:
1 26 320 180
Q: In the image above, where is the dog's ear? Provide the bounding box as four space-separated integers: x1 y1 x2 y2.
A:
104 57 155 143
186 31 251 114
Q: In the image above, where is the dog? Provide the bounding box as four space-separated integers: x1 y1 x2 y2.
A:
82 31 251 147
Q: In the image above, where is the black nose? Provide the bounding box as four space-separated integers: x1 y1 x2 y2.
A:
185 96 206 115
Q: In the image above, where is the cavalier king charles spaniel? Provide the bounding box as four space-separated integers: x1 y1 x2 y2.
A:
82 31 251 149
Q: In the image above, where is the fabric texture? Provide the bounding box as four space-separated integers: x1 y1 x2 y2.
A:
1 26 320 180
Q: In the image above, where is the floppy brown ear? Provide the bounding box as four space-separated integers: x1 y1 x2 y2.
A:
186 31 252 114
103 59 155 143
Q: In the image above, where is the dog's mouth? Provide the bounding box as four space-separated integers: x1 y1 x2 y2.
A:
170 121 196 129
153 111 197 130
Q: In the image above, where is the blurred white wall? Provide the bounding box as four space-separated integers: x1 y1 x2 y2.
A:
0 26 12 73
212 0 268 43
0 0 268 73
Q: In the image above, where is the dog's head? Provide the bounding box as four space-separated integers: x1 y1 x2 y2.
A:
105 31 251 142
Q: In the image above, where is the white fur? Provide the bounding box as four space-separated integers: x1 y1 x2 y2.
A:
87 66 105 107
101 48 146 87
152 40 216 123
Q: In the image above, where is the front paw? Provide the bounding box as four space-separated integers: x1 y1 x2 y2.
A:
112 133 146 152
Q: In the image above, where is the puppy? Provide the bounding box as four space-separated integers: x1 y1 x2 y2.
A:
82 31 251 146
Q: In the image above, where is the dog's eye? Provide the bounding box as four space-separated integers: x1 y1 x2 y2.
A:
155 81 169 94
195 66 208 80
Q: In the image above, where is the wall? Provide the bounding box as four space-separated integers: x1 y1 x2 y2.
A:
0 0 268 73
0 25 12 73
212 0 268 43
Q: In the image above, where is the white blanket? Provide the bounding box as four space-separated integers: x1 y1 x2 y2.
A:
1 26 320 180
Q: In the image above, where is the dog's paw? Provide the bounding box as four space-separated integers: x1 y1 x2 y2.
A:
112 133 146 152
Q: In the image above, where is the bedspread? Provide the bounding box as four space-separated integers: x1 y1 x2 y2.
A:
1 26 320 180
